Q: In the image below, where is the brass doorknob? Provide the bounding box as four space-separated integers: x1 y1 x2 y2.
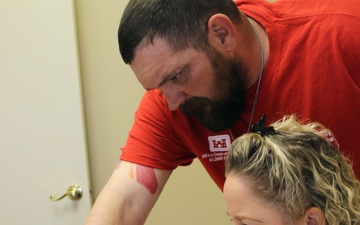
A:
50 184 83 202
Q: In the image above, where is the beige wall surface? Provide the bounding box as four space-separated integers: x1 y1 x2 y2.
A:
75 1 229 224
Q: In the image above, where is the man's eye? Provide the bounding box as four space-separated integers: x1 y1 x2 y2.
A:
169 67 189 84
171 72 181 81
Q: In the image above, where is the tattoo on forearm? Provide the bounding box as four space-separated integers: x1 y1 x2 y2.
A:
136 165 158 194
115 161 158 194
126 164 158 194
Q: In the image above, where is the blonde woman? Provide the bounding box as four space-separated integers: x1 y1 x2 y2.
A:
224 115 360 225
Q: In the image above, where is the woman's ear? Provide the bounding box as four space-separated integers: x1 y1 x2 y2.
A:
305 207 325 225
207 14 236 53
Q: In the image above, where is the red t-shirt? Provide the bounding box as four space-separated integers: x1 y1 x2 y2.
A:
121 0 360 190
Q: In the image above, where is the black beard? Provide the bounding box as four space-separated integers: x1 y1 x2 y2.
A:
180 54 248 132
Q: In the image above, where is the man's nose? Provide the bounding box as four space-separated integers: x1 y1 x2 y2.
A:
160 86 186 111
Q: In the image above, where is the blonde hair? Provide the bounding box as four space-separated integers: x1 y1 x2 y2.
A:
225 115 360 224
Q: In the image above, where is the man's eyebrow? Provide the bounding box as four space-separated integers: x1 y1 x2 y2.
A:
144 73 172 91
150 66 185 90
144 64 188 90
158 74 171 87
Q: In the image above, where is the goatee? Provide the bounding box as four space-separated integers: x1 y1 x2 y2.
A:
180 52 249 132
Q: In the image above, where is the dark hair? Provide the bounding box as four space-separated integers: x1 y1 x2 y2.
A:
118 0 242 64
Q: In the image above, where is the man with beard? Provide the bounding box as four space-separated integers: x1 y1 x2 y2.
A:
84 0 360 224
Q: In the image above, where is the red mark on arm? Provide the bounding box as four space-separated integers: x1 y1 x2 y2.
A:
136 165 158 195
115 161 122 170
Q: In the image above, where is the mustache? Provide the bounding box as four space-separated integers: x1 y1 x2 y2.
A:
179 97 212 117
179 96 245 132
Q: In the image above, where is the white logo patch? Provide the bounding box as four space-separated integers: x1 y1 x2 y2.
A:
208 135 231 152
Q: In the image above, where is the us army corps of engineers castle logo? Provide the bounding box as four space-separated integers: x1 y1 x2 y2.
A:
202 135 231 163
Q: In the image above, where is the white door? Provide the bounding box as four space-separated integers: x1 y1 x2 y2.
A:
0 1 92 225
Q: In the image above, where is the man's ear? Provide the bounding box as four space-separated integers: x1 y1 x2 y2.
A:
207 14 236 52
305 207 325 225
